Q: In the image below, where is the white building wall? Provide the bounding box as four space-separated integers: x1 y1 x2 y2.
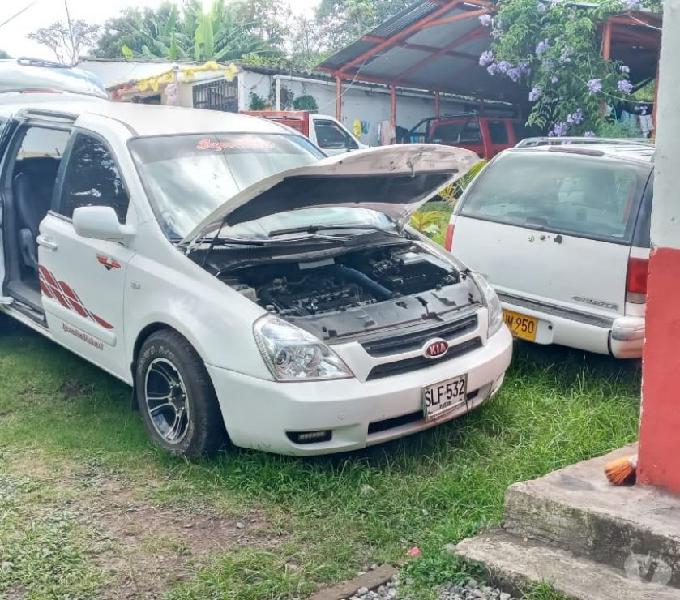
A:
80 60 469 146
237 70 465 146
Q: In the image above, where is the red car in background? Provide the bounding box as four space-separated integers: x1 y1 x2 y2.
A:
401 114 537 160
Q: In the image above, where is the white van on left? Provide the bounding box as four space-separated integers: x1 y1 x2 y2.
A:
0 62 512 458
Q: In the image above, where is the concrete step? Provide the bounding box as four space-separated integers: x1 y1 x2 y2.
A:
455 530 680 600
502 444 680 588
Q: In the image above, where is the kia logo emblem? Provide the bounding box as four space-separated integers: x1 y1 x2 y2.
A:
424 339 449 359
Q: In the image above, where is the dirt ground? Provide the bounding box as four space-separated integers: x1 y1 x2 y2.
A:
3 453 284 599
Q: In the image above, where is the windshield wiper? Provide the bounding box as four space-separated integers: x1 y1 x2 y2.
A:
190 233 349 248
191 236 270 247
268 224 396 238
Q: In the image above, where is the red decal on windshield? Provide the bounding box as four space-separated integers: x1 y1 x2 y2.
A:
196 136 275 151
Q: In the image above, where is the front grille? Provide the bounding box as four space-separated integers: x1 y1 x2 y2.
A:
361 314 478 358
368 410 422 434
366 337 482 380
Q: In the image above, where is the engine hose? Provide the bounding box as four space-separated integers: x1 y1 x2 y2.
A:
336 265 394 301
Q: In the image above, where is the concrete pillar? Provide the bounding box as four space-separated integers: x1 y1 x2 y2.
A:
275 77 281 111
637 0 680 495
335 76 342 121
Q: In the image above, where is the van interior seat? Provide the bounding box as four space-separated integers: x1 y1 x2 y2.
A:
12 157 59 271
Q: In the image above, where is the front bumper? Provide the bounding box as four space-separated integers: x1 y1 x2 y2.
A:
500 294 645 359
206 326 512 456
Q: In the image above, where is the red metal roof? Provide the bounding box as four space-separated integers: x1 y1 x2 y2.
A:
317 0 521 103
318 2 661 102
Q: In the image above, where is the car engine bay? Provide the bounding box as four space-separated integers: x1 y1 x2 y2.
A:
221 244 457 317
212 241 482 342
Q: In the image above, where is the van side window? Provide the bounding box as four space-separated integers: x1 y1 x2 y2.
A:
59 133 129 223
459 121 482 144
488 121 509 144
315 120 355 150
431 121 465 144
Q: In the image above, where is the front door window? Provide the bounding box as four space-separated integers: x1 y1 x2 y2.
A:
58 133 129 223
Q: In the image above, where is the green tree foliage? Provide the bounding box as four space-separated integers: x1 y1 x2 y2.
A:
91 0 416 69
293 95 319 112
316 0 413 49
484 0 662 135
94 3 187 59
0 50 10 59
93 0 284 62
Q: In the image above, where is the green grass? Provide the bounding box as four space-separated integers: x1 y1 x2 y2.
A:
0 313 641 599
0 473 106 599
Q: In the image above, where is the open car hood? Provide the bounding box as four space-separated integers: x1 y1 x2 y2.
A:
181 144 479 245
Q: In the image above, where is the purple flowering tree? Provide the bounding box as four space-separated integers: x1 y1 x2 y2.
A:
484 0 661 136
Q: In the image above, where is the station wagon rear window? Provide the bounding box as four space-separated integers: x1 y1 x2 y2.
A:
459 152 651 243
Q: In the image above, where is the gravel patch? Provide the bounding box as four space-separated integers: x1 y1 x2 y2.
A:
347 577 515 600
438 579 514 600
347 575 399 599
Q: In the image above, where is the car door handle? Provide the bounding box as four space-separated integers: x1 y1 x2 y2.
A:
37 235 59 251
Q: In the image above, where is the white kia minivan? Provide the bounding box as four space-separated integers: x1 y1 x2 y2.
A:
446 138 653 358
0 85 512 457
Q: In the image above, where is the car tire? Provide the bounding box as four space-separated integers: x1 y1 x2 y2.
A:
135 329 228 458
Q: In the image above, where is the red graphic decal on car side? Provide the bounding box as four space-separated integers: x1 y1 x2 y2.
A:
96 255 122 271
38 266 113 330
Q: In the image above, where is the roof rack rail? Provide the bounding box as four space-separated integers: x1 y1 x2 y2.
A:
23 108 77 122
516 136 653 148
17 57 70 69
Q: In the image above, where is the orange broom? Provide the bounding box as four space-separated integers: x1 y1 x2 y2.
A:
604 455 637 486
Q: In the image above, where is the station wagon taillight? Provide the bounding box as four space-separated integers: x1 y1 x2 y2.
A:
444 224 455 251
626 257 648 304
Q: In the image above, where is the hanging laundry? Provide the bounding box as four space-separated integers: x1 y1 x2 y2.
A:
639 114 654 138
352 119 362 139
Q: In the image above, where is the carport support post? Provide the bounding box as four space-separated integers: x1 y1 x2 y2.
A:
637 0 680 495
602 20 612 60
390 84 397 142
434 91 441 120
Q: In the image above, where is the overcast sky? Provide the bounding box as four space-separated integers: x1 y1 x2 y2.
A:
1 0 320 60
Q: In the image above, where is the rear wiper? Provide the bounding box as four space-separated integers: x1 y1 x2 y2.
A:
268 224 396 237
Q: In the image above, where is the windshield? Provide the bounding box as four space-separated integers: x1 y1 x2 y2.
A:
459 151 651 243
129 133 324 240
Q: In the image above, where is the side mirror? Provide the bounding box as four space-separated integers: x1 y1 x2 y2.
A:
72 206 135 244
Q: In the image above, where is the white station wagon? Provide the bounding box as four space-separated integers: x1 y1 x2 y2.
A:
446 139 653 359
0 97 512 457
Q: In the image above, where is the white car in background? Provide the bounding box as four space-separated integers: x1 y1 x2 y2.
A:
0 96 512 457
445 138 653 359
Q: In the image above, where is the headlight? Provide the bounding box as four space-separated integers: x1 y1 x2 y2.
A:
471 272 504 337
254 315 354 382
